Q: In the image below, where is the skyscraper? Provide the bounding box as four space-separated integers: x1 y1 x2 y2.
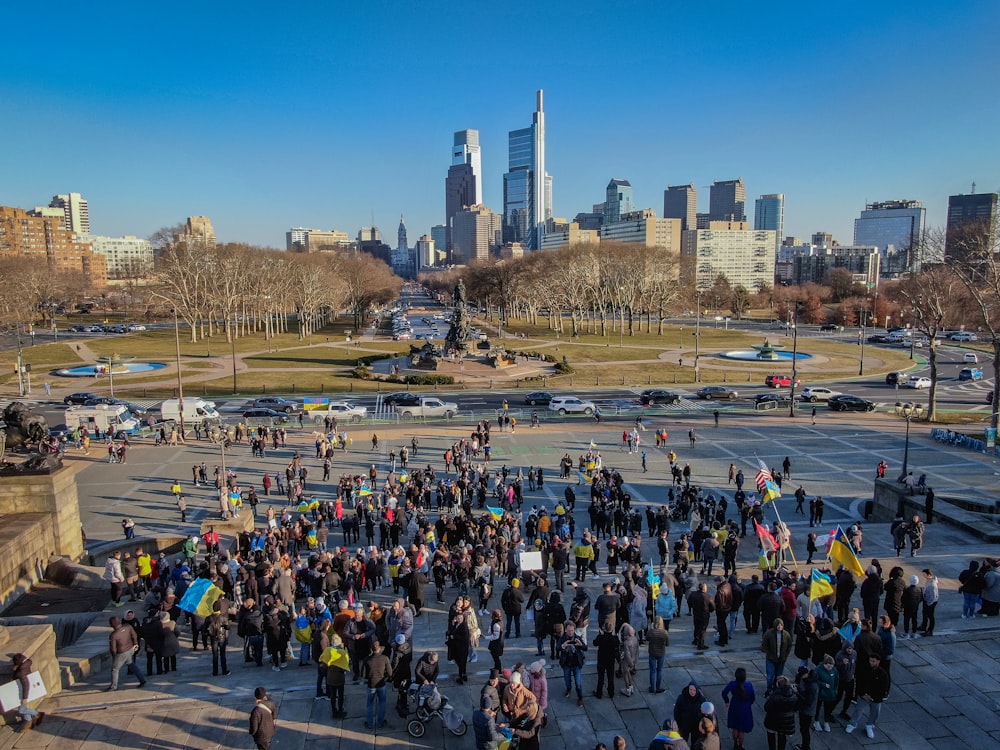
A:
604 179 633 225
445 129 482 251
49 192 90 234
754 194 785 252
452 205 503 264
663 184 697 231
397 216 408 252
709 178 746 222
503 90 551 250
946 191 999 256
853 199 926 273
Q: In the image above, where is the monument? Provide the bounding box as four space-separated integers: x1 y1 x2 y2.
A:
445 278 474 353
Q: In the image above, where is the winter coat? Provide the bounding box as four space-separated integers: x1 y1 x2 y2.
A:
815 663 839 702
674 682 707 739
763 683 799 735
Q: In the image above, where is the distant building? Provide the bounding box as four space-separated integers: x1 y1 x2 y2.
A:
709 179 746 222
573 212 604 231
391 216 414 277
286 227 310 251
415 235 437 268
784 246 880 286
431 225 447 260
451 205 503 264
754 194 785 252
604 179 633 225
48 192 90 234
539 222 601 250
663 184 697 231
181 215 216 247
499 242 526 259
946 191 999 256
600 210 682 255
286 228 350 252
811 232 836 250
853 199 925 273
503 90 551 250
357 226 390 265
0 206 107 289
445 129 482 251
82 235 153 278
683 221 775 290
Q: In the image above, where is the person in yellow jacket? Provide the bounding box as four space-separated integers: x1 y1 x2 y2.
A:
573 537 595 582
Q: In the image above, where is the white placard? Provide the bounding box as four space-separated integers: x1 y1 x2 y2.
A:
519 551 543 571
0 672 46 711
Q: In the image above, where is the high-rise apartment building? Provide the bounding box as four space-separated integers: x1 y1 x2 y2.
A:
663 184 697 231
946 192 999 255
48 192 90 234
286 227 310 251
599 210 682 256
709 179 746 222
415 235 437 268
682 221 775 290
853 199 925 273
754 194 785 252
604 179 633 225
503 90 551 250
445 129 482 251
181 215 216 246
0 206 107 288
451 205 502 264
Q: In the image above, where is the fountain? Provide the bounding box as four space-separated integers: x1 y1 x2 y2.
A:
719 339 813 362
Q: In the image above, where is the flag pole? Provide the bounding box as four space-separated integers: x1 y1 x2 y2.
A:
752 454 799 569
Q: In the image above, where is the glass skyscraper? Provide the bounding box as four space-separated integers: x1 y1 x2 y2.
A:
503 90 550 249
853 199 926 272
754 193 784 251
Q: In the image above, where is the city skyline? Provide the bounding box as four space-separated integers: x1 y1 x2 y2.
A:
1 1 997 251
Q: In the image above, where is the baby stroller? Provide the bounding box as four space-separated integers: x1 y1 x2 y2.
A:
406 684 467 737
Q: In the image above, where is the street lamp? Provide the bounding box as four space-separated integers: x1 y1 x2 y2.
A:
895 401 924 480
788 301 801 417
172 307 186 440
858 329 866 376
231 315 238 395
694 292 702 382
96 354 134 397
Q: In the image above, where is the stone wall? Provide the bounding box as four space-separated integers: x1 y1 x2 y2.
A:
0 467 84 561
0 515 55 614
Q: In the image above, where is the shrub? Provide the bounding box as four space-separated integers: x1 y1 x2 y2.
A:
553 361 574 374
352 365 372 380
404 374 455 386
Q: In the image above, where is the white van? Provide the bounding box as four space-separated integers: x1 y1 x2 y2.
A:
160 397 221 425
65 404 142 435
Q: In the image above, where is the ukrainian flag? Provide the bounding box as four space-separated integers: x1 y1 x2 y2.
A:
297 500 311 512
359 480 372 497
828 526 865 577
178 578 224 617
307 497 320 510
810 568 835 600
320 645 350 670
398 471 408 483
486 505 504 521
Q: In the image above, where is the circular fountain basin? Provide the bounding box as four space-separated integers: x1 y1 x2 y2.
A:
55 362 168 377
719 350 814 362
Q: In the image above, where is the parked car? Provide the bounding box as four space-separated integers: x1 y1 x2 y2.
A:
126 323 147 332
310 402 368 422
242 408 289 423
548 396 597 415
950 332 977 341
867 334 889 343
523 391 554 406
819 323 839 331
904 376 932 389
827 394 876 412
251 397 301 413
696 386 738 400
640 389 681 405
959 367 984 382
801 386 840 402
764 374 799 388
63 392 100 405
382 392 421 407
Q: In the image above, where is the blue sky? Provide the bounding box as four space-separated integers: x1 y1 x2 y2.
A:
2 1 998 249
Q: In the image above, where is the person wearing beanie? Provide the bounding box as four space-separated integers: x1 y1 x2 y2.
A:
901 575 923 638
673 681 708 745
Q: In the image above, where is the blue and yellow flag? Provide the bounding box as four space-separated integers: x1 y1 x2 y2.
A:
358 480 372 497
829 526 865 577
398 471 408 483
320 645 350 669
486 505 504 521
647 559 661 600
810 568 835 600
178 578 224 617
297 500 311 512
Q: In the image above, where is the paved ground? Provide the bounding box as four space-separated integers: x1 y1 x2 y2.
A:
4 414 1000 748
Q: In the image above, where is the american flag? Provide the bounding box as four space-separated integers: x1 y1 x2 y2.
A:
755 458 773 492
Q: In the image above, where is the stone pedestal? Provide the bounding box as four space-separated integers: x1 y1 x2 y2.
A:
0 467 84 561
0 624 58 726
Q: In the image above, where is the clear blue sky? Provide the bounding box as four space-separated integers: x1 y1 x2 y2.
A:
2 1 997 249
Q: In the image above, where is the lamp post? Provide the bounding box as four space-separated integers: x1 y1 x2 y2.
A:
95 354 134 397
231 315 238 395
788 300 801 417
694 292 702 382
858 306 866 376
15 323 26 397
895 401 924 480
173 307 186 439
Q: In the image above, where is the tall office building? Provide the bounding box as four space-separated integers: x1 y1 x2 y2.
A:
451 205 502 264
709 178 746 222
754 194 785 252
853 199 926 273
503 90 551 250
445 129 482 251
431 225 447 260
415 235 437 268
946 191 999 256
48 192 90 234
286 227 310 251
182 215 216 246
604 179 633 225
663 184 697 231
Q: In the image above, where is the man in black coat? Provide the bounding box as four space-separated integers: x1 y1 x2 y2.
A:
687 582 715 650
757 582 785 630
847 655 890 739
592 623 621 699
743 575 766 633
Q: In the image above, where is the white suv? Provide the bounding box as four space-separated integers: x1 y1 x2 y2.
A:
548 396 597 415
801 386 840 402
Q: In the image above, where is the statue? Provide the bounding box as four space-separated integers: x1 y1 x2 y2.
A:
0 402 62 474
454 278 467 306
2 403 49 450
446 277 473 353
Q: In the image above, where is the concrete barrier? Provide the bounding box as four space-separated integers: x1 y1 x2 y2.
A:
872 479 1000 542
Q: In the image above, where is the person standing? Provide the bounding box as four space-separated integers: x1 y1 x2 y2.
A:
104 551 125 606
794 666 818 750
763 676 798 750
104 616 146 691
446 612 472 684
363 640 393 729
761 619 792 695
249 686 278 750
721 667 755 750
688 583 715 651
205 600 231 677
918 568 939 637
557 621 587 707
592 623 620 699
646 616 669 694
845 655 889 739
714 576 732 647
